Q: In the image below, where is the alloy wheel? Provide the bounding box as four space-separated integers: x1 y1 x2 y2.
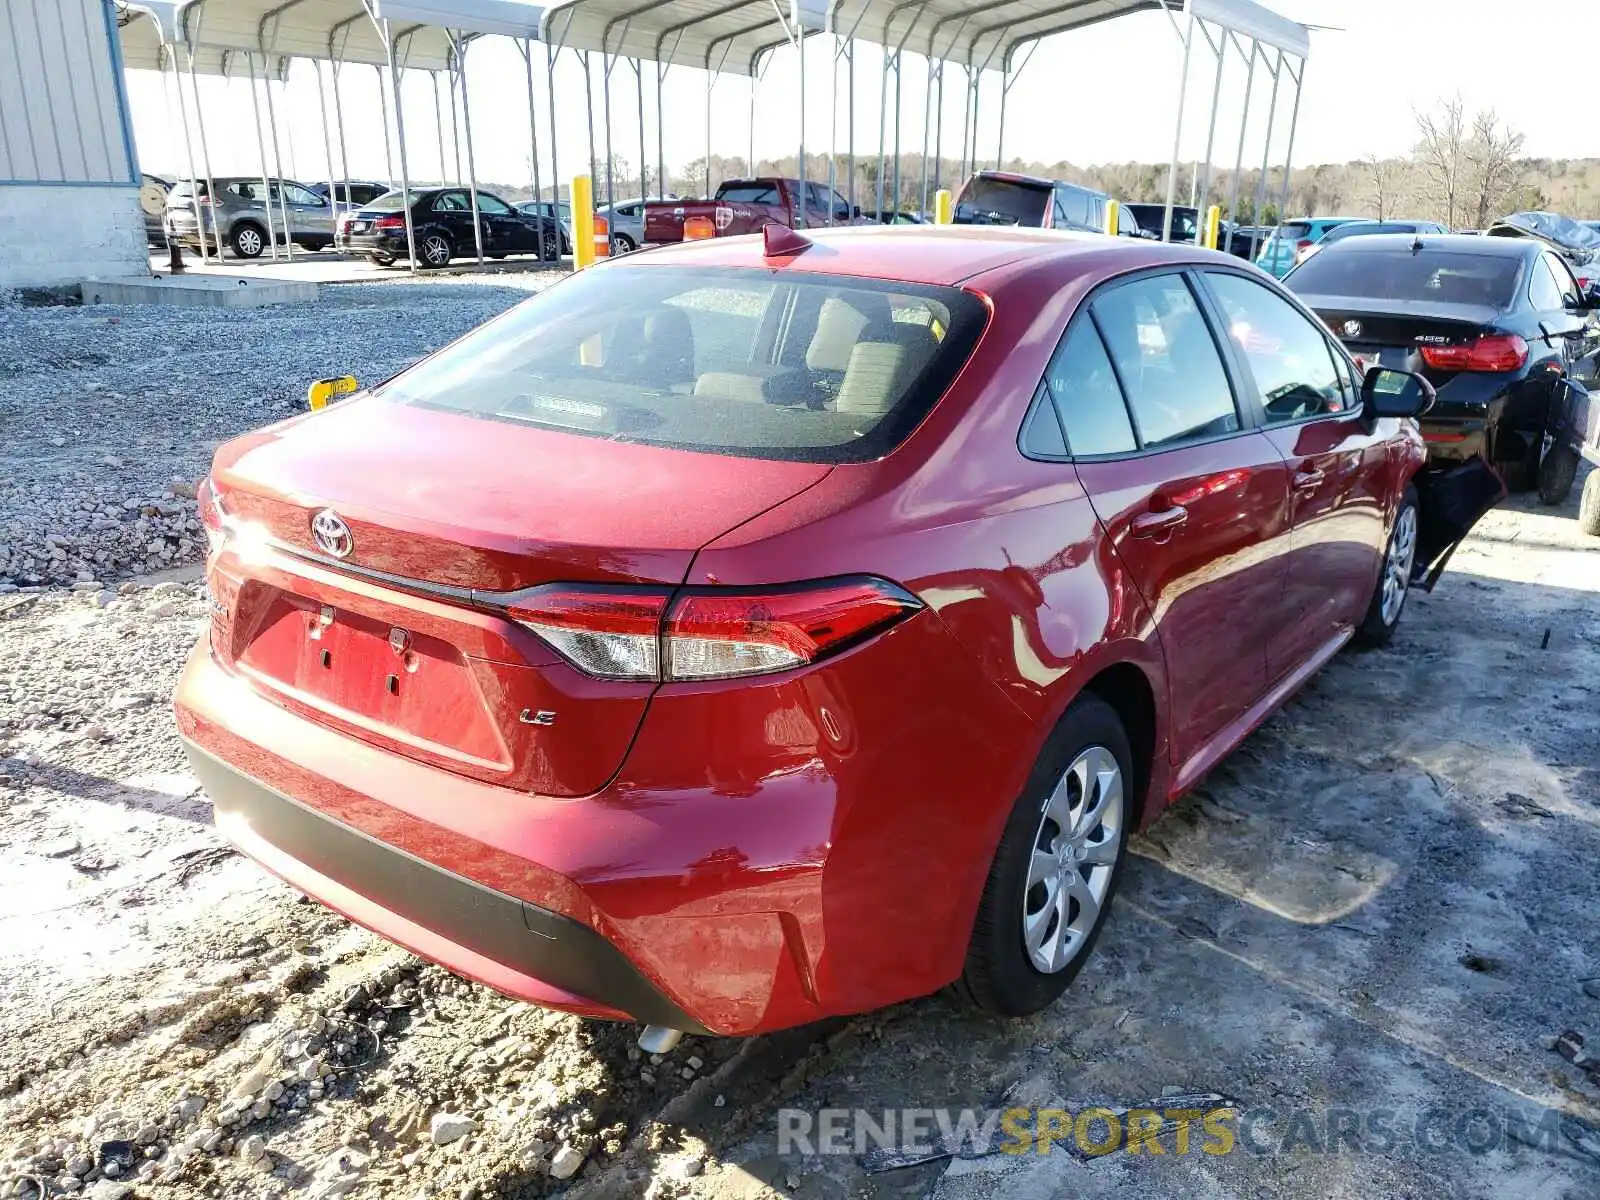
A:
422 236 450 267
1380 504 1417 625
1022 745 1123 974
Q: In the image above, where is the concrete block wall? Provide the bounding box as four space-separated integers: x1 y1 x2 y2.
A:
0 184 149 290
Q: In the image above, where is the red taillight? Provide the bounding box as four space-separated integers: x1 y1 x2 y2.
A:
373 214 405 230
1295 238 1313 251
506 578 920 682
1418 334 1528 373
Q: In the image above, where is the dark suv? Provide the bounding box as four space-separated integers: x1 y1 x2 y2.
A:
953 171 1139 236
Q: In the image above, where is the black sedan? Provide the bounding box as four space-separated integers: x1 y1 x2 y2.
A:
1286 233 1600 494
336 187 559 268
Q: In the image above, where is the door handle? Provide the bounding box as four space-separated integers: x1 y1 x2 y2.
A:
1131 506 1189 539
1292 468 1325 492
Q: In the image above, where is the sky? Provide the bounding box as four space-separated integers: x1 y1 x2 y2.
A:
123 0 1598 201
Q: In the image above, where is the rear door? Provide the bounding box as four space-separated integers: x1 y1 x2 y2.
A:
1534 251 1600 386
1046 270 1294 763
1200 269 1393 677
474 191 528 254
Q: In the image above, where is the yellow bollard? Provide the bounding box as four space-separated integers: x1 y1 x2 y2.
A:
934 189 952 225
1105 199 1120 237
572 175 595 270
1205 205 1223 250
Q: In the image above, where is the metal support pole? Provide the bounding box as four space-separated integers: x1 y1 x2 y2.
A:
582 51 598 195
166 44 209 263
967 66 980 181
635 60 646 204
1160 4 1196 242
657 62 668 191
431 71 447 182
930 60 943 200
331 60 351 196
313 61 341 246
1226 41 1257 231
1275 56 1305 239
602 53 615 212
379 20 417 273
918 57 932 214
1250 49 1283 258
1195 24 1227 227
376 64 395 187
875 47 890 219
890 49 903 215
996 65 1007 168
846 39 855 210
244 53 280 260
521 40 545 260
451 40 485 264
797 33 807 225
748 71 756 174
184 51 221 259
261 65 296 258
546 43 561 216
704 70 713 196
829 31 840 224
957 66 970 184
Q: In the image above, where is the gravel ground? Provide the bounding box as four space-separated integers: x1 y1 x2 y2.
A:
1 281 1598 1200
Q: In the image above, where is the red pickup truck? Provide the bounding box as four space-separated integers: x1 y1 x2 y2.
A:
642 178 868 244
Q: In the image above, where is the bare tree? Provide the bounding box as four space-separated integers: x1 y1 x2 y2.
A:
1414 95 1468 227
1467 109 1526 228
1363 153 1404 220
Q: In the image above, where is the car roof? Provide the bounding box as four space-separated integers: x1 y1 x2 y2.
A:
615 224 1235 288
1307 232 1537 256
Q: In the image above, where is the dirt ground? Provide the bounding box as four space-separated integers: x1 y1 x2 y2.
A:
2 344 1599 1194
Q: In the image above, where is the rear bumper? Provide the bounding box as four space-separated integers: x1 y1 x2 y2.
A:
183 735 707 1032
174 615 1032 1035
336 231 408 255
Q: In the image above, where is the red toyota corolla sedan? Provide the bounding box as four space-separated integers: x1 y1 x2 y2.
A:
175 225 1500 1041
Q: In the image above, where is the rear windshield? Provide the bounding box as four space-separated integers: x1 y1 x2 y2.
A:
374 266 987 464
954 178 1049 226
1286 249 1523 307
717 183 781 205
360 191 407 211
1320 222 1422 242
1269 221 1313 243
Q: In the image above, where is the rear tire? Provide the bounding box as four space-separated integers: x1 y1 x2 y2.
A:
416 232 453 269
955 695 1133 1017
611 233 637 255
230 222 266 259
1538 445 1579 506
1356 486 1419 647
1579 470 1600 537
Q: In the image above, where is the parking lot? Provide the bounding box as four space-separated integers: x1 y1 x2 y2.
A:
1 278 1598 1200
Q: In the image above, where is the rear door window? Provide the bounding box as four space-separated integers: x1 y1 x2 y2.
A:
1204 272 1351 422
1090 274 1240 449
1039 321 1137 456
375 267 987 464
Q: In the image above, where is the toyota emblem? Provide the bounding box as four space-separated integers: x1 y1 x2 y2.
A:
310 509 354 559
1341 319 1362 337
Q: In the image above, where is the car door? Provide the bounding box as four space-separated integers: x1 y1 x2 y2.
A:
1534 252 1600 386
283 182 332 241
474 191 526 254
430 190 470 246
1049 270 1295 766
1199 269 1393 679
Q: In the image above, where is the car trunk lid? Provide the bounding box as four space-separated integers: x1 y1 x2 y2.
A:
1300 296 1507 382
207 397 831 796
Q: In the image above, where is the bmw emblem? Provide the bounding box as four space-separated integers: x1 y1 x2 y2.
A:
310 509 354 559
1341 319 1362 337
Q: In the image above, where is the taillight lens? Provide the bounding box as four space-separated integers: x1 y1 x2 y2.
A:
1418 334 1528 372
507 577 921 682
1295 238 1313 251
374 214 405 230
196 475 226 555
667 579 920 680
508 589 667 680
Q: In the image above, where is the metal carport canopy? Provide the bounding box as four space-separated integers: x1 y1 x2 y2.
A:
538 0 1306 75
117 0 544 71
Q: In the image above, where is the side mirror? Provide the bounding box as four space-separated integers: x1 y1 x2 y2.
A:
1581 281 1600 309
1361 366 1435 419
851 205 862 219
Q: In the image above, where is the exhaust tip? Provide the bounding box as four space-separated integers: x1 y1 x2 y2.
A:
637 1025 684 1054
